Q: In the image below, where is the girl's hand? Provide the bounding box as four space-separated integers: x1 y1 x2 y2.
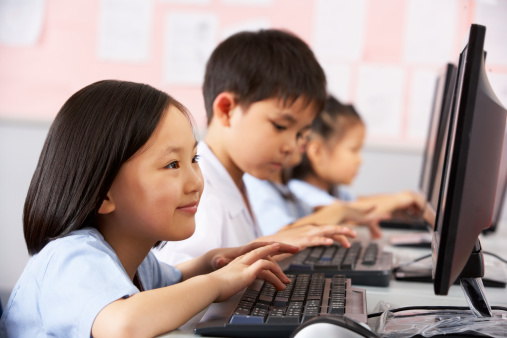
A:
208 243 296 302
208 241 299 270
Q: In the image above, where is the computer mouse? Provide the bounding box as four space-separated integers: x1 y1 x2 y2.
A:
290 316 380 338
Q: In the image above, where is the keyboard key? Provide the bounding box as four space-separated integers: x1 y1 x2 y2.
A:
230 314 265 325
266 315 300 325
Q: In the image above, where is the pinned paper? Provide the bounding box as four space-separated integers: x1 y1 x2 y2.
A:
163 12 218 85
97 0 152 62
313 0 367 61
355 64 405 141
0 0 45 46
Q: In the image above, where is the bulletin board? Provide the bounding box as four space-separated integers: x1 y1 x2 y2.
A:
1 0 506 150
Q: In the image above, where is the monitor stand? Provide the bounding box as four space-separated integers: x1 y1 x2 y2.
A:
460 277 492 317
459 240 492 318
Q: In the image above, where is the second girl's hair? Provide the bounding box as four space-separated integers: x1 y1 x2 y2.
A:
24 80 190 255
290 95 363 180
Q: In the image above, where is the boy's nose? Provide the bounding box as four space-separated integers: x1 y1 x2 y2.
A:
281 136 297 155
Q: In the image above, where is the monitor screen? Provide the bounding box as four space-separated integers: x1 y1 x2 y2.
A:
427 24 507 296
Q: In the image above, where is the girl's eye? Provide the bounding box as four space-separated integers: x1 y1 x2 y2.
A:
165 161 180 169
192 154 200 163
272 122 287 131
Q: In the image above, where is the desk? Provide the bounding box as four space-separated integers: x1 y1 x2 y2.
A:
159 225 507 337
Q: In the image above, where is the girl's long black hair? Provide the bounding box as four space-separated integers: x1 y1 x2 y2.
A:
23 80 189 255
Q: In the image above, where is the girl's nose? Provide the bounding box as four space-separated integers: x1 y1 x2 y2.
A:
186 165 204 194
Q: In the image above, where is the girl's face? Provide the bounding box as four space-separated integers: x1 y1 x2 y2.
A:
315 122 365 185
226 96 316 180
102 105 204 243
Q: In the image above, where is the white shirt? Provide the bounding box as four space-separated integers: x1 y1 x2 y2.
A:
154 142 262 265
288 179 355 209
244 174 314 235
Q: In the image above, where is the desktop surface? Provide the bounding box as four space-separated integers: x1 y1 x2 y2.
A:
159 226 507 337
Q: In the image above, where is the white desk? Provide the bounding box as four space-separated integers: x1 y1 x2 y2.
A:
159 225 507 337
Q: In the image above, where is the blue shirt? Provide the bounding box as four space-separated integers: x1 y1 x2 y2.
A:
288 179 356 209
0 228 182 338
244 174 314 235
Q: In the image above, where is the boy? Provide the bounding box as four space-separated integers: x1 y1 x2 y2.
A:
155 29 356 265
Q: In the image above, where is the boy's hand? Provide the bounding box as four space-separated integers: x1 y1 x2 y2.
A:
342 204 390 239
260 224 357 253
208 243 296 302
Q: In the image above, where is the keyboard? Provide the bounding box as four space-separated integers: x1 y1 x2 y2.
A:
379 209 429 231
195 273 367 338
280 241 393 287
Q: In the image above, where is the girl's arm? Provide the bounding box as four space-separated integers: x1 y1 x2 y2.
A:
174 241 297 280
91 243 296 338
349 190 421 215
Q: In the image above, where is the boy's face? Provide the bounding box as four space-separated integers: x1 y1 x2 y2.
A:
227 97 317 180
317 122 365 185
102 105 204 244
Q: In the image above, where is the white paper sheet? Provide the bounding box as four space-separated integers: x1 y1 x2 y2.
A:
221 0 272 6
97 0 152 62
159 0 210 4
354 64 405 141
163 12 218 85
474 0 507 66
321 62 351 103
402 0 458 64
221 18 270 40
313 0 367 62
407 70 438 141
0 0 45 46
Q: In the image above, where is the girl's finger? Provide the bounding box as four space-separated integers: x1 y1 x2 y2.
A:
265 256 291 284
250 260 289 291
239 243 282 265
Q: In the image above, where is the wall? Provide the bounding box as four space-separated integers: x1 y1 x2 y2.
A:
1 0 507 309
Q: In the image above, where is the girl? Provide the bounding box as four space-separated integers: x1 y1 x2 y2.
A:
0 80 299 338
289 95 420 237
244 128 379 237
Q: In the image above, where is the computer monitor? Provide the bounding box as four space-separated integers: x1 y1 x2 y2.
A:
424 24 506 315
379 63 457 231
419 63 457 206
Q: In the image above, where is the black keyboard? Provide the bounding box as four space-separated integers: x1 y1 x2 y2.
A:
379 209 429 231
281 241 393 287
195 273 367 338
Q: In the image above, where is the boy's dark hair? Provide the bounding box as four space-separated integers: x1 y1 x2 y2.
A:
290 95 363 180
23 80 190 255
203 29 327 124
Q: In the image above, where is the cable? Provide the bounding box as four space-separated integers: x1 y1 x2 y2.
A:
392 253 431 274
484 251 507 265
367 305 507 319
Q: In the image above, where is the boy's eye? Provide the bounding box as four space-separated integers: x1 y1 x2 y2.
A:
192 154 200 163
272 122 287 131
165 161 180 169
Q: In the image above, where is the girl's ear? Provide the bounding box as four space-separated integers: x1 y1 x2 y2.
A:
212 92 237 127
98 193 115 214
306 139 322 163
